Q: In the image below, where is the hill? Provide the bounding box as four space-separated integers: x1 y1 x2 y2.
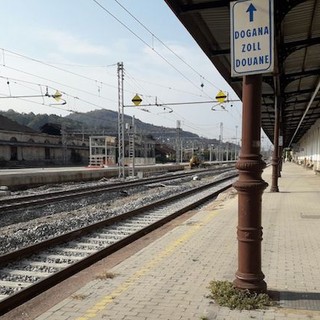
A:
0 109 221 149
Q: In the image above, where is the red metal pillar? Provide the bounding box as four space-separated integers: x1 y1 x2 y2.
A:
278 145 283 177
270 99 279 192
233 74 268 293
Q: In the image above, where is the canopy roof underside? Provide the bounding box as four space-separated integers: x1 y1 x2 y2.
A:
165 0 320 147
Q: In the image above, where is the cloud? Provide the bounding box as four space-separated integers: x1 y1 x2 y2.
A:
38 29 109 56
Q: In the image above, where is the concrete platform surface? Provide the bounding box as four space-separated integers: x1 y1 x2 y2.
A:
0 164 184 188
26 163 320 319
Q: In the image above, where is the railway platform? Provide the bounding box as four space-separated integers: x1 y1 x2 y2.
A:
4 162 320 320
0 164 185 189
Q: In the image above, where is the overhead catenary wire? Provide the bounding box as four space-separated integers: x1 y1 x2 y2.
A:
124 99 240 107
0 2 244 142
1 66 117 104
92 0 215 100
1 53 195 124
124 69 175 115
0 76 113 113
1 56 241 140
1 49 240 141
124 75 214 99
123 69 154 106
112 0 222 91
0 91 121 132
1 48 118 90
1 49 211 109
1 73 166 125
0 88 120 125
123 69 241 138
0 92 71 113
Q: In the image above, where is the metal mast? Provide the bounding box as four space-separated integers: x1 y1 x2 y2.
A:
175 120 181 163
235 125 238 160
61 123 67 165
117 62 125 178
128 116 135 177
219 122 223 161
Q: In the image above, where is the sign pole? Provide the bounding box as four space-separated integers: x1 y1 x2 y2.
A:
233 74 268 292
230 0 274 293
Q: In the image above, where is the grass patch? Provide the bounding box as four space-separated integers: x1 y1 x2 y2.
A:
71 294 87 300
95 271 117 280
208 280 275 310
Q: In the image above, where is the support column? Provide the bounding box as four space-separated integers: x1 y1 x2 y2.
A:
278 145 283 177
270 97 280 192
233 74 268 293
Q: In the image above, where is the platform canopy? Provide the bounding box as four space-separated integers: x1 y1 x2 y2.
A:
164 0 320 147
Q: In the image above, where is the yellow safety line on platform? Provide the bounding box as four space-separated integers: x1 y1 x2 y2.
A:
76 210 219 320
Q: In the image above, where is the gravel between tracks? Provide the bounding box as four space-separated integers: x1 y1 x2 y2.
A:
0 171 234 255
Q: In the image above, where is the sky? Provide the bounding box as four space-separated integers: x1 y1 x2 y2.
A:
0 0 271 147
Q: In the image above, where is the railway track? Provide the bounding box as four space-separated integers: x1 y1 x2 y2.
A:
0 166 233 213
0 173 237 315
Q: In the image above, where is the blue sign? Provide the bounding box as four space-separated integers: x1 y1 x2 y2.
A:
230 0 274 77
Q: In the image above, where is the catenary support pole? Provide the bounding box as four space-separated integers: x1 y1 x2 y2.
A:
233 74 268 293
270 95 280 192
117 62 125 179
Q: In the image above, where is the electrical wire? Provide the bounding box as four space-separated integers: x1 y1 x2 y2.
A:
2 47 207 105
124 75 213 99
2 50 201 121
123 67 240 135
42 62 118 68
0 91 71 113
2 50 178 105
1 65 117 104
92 0 215 100
0 91 120 134
123 71 153 104
2 51 214 110
1 60 241 139
0 45 238 140
2 46 227 117
2 48 118 90
113 0 222 91
0 76 113 113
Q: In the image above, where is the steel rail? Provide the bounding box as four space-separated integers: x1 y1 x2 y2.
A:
0 167 232 213
0 173 236 315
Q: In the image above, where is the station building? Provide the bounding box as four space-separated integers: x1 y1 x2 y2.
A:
0 115 88 167
0 114 160 168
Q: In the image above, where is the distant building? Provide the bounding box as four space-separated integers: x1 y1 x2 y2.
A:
155 143 175 163
88 136 117 167
88 135 157 167
0 115 88 167
127 134 156 166
0 115 159 168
